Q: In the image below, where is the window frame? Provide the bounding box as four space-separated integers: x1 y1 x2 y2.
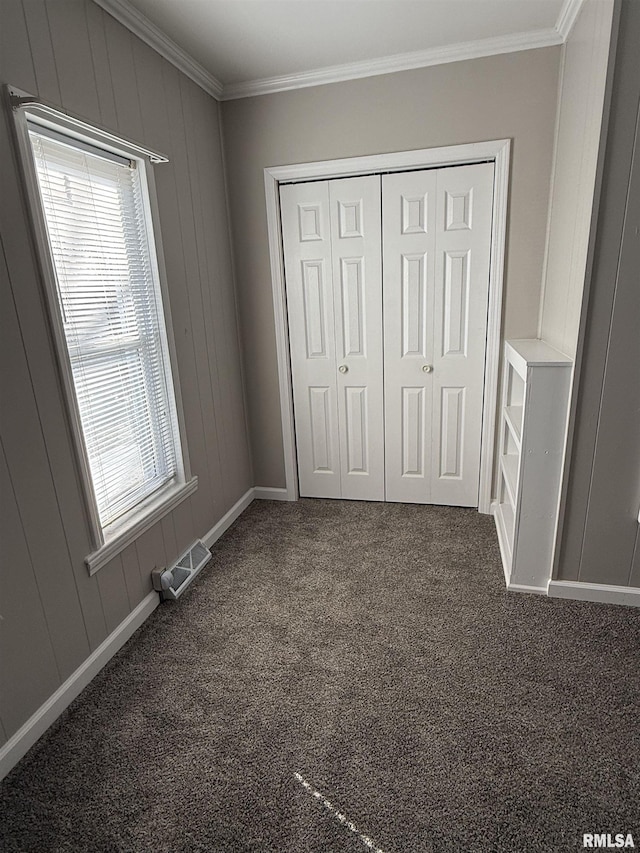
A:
9 85 197 575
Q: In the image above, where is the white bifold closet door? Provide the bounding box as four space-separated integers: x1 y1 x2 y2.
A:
281 162 493 506
280 176 385 500
383 163 494 506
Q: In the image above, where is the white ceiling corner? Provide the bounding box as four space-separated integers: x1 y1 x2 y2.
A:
93 0 224 99
94 0 584 103
556 0 587 40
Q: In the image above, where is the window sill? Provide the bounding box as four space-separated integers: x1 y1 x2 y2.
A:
85 477 198 575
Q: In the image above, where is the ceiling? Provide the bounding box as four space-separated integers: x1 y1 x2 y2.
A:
98 0 574 99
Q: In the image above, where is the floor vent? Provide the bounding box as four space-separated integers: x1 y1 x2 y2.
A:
152 540 212 601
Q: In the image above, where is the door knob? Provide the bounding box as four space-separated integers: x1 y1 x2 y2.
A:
422 364 433 373
338 364 349 374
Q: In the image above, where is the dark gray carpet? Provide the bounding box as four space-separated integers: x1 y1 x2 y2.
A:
1 499 639 853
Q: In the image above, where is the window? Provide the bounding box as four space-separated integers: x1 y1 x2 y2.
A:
11 90 196 573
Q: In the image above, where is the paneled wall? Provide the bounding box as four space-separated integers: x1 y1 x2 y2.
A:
555 0 640 587
221 47 561 488
538 0 614 357
0 0 252 743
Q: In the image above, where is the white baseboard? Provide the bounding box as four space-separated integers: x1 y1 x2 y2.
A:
202 487 255 549
0 487 286 782
548 580 640 607
507 581 547 595
0 590 159 782
253 486 291 501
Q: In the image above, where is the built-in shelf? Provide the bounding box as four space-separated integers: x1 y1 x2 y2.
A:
494 339 572 593
503 405 523 445
499 454 518 504
498 498 515 551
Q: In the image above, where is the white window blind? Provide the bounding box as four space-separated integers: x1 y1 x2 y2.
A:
29 126 179 530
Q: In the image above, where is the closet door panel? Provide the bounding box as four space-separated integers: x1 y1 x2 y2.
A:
330 176 384 500
382 171 437 503
285 163 493 507
431 162 494 506
281 182 342 497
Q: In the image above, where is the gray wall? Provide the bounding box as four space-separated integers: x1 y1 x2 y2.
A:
555 0 640 586
0 0 252 743
222 48 562 488
539 0 614 357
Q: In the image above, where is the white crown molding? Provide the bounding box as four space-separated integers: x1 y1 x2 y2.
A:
556 0 587 41
93 0 223 100
220 28 563 100
93 0 579 103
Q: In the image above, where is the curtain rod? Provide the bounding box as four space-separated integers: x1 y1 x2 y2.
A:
7 85 169 164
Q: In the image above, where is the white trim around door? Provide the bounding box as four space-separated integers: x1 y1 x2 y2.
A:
264 139 511 511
